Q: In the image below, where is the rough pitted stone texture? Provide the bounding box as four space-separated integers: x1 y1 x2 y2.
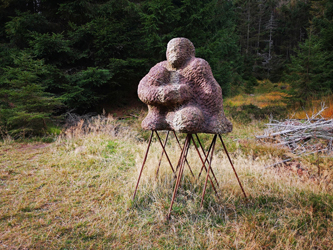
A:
138 37 232 134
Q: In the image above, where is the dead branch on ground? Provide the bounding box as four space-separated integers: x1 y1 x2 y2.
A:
256 104 333 156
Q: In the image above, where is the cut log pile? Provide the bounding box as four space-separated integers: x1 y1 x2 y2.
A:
256 105 333 157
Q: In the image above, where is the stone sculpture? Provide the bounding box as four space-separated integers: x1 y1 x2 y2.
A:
138 37 232 134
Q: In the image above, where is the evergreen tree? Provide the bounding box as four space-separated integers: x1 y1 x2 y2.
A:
140 0 243 96
285 0 333 105
313 0 333 90
285 33 330 105
63 67 113 110
234 0 312 82
0 52 62 137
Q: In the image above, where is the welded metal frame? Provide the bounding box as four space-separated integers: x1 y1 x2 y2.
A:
132 130 247 219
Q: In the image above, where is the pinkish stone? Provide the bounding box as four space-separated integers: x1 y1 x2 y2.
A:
138 37 232 134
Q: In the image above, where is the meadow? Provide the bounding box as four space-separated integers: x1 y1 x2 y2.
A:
1 85 333 249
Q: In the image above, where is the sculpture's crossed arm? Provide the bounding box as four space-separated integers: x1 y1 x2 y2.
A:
138 64 191 106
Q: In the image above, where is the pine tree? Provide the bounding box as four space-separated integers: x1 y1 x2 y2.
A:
0 52 62 137
179 0 243 96
285 33 330 105
285 0 333 105
312 0 333 91
63 67 113 110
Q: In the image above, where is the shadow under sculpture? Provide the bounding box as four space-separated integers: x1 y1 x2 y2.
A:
134 38 246 219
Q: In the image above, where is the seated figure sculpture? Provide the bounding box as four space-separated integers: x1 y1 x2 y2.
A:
138 37 232 134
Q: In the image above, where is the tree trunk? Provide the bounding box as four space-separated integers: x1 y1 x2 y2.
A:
246 3 250 54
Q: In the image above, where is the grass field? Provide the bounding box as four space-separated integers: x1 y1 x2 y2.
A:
1 111 332 249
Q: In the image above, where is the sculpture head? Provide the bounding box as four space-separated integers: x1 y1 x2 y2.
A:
166 38 195 69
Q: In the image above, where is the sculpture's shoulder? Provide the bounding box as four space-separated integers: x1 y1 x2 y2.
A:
142 61 169 86
148 61 168 74
184 57 213 78
191 57 210 66
188 57 211 72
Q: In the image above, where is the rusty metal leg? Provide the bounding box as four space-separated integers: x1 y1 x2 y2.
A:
155 131 175 174
192 134 219 187
172 131 195 177
195 134 211 166
167 134 191 219
174 134 188 178
133 130 154 201
155 131 170 178
200 135 217 207
195 134 207 159
197 136 214 178
190 135 219 195
218 134 247 199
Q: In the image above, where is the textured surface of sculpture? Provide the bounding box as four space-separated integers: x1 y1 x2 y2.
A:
138 37 232 134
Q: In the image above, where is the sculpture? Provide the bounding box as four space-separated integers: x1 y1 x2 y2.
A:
138 37 232 134
134 39 247 217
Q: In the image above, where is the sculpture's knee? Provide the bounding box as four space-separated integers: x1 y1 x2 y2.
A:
141 106 170 131
170 105 204 133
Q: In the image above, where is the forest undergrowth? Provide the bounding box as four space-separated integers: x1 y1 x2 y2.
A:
1 97 333 248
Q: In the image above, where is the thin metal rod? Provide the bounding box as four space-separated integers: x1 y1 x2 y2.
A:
167 134 190 219
218 134 247 199
174 134 188 178
172 131 195 177
167 136 188 219
167 134 191 219
190 135 219 194
175 134 190 190
200 135 217 207
177 135 191 186
192 134 219 187
198 136 214 178
155 131 175 174
195 134 211 165
133 130 154 201
156 131 170 178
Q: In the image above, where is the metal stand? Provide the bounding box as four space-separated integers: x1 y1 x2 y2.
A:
132 130 247 219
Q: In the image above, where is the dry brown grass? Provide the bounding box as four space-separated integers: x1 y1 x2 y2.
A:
1 115 332 249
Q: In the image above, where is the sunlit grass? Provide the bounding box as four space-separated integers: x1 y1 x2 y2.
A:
226 79 333 120
225 79 289 108
225 91 288 108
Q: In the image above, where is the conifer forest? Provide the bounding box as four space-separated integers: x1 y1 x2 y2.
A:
0 0 333 136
